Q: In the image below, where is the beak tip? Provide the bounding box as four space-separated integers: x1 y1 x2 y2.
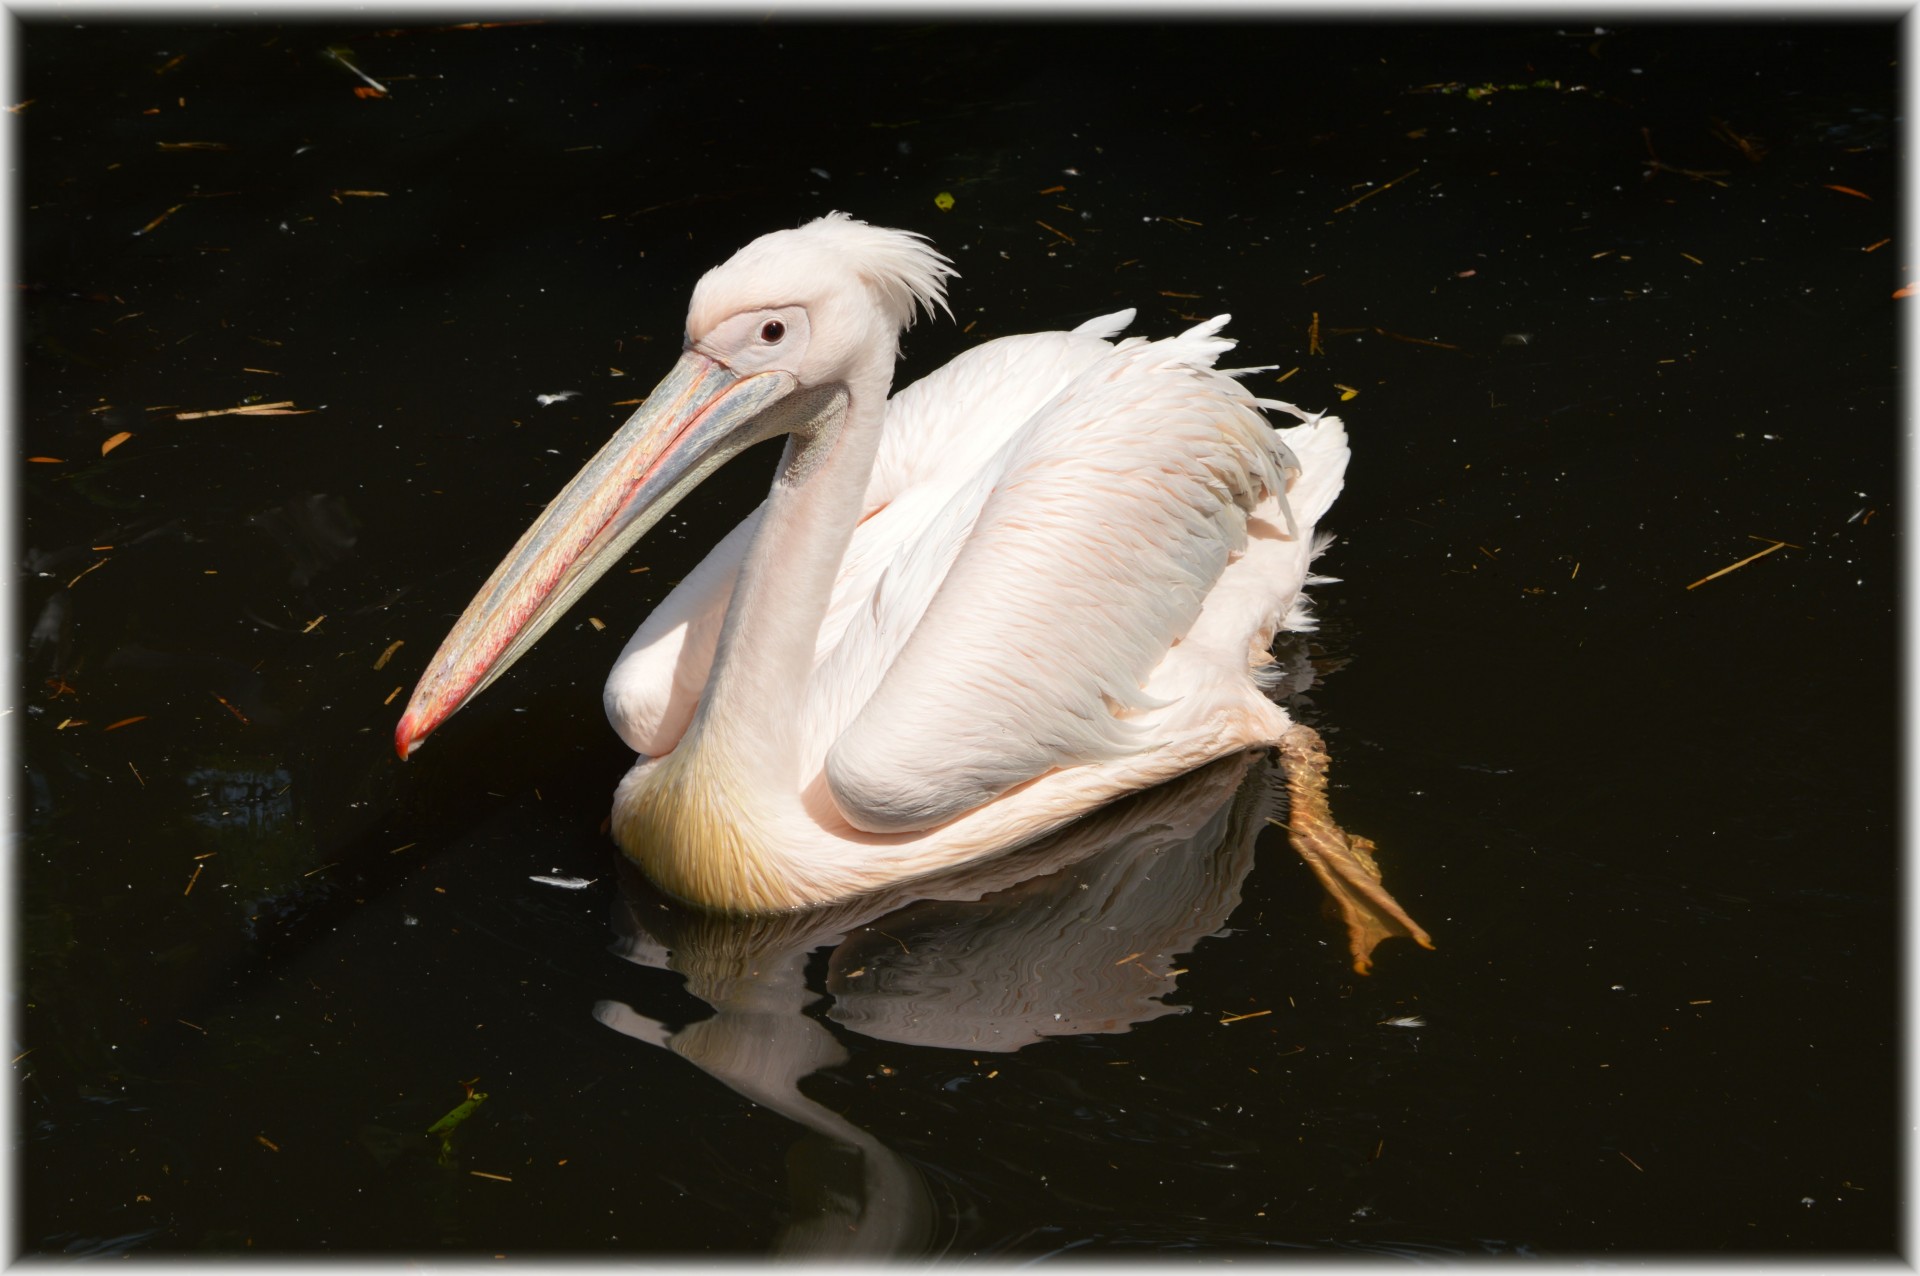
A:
394 712 425 761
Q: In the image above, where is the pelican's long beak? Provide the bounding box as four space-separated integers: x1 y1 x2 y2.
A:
394 350 811 760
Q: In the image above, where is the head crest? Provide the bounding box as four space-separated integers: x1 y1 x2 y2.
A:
689 212 955 342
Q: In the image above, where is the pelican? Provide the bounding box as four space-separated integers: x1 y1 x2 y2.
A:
397 213 1402 922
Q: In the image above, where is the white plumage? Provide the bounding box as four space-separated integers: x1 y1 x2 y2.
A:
399 214 1353 913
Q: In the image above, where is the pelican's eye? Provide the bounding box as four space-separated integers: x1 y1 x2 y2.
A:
759 319 786 343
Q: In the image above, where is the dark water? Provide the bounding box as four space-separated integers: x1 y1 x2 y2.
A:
13 17 1901 1259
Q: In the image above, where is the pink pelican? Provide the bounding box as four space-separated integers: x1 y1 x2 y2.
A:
396 213 1416 929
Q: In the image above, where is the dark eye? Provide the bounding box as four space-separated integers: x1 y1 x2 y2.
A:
759 319 785 343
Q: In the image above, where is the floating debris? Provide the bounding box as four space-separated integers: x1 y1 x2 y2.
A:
1374 327 1460 351
133 203 188 236
175 400 313 419
428 1089 489 1137
1333 167 1420 215
529 874 596 890
67 559 109 589
1709 118 1768 162
325 46 389 96
1685 536 1797 591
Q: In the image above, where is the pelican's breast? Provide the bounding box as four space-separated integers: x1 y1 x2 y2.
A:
613 747 801 912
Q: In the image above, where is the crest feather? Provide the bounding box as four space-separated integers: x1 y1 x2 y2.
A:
689 212 955 341
793 211 955 330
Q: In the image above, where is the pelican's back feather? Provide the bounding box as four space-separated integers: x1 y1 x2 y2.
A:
822 318 1310 833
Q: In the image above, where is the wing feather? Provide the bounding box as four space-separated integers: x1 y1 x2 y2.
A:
823 319 1301 832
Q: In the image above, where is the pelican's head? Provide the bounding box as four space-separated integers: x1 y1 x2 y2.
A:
394 214 953 759
686 211 952 395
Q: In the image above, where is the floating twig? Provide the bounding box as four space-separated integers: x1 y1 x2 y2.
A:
134 203 188 236
1685 537 1795 591
1373 326 1460 351
1333 168 1420 215
1219 1009 1272 1025
175 400 312 419
326 47 389 95
67 558 109 589
1708 118 1768 163
1641 128 1730 187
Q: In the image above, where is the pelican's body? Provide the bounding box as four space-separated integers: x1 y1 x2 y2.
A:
398 215 1351 912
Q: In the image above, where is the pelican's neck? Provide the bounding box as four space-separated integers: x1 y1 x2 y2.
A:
686 373 889 785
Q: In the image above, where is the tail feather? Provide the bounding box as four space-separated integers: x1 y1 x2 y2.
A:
1274 413 1349 531
1072 308 1137 340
